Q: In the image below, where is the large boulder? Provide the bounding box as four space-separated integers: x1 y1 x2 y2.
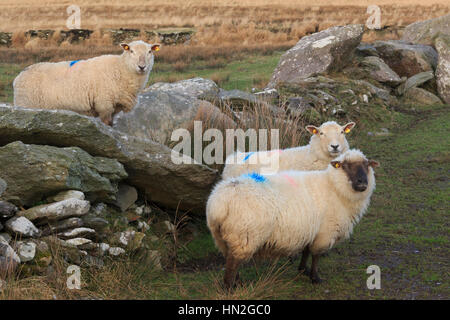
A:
0 141 127 206
435 35 450 104
267 24 364 88
402 14 450 46
372 40 438 78
145 78 220 100
113 90 235 145
0 105 219 212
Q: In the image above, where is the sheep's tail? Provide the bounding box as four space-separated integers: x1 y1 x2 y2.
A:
206 182 233 256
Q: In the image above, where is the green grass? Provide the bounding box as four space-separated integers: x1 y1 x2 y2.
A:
0 63 23 103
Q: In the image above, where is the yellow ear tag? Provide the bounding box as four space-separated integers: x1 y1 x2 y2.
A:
154 46 160 52
344 127 351 133
124 45 129 51
335 163 340 168
313 129 318 134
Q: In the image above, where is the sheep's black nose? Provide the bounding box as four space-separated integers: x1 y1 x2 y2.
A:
139 65 145 71
331 144 339 150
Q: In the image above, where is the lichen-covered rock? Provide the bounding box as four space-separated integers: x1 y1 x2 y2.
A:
19 199 90 224
361 56 402 86
14 241 36 262
267 24 364 88
435 35 450 104
402 14 450 46
145 78 220 100
396 71 435 95
0 105 219 212
113 90 235 145
109 246 125 256
0 141 127 206
4 216 41 238
58 227 96 240
111 230 145 251
402 87 443 106
40 217 84 236
47 190 85 202
372 40 438 77
0 237 20 276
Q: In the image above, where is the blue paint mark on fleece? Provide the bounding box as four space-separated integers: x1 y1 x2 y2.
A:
244 172 267 183
243 152 254 162
69 60 80 67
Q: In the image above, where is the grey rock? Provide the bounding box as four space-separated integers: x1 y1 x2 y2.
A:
351 80 392 102
403 87 443 106
109 246 126 256
113 183 138 212
0 104 219 212
287 97 313 116
372 40 438 77
145 77 220 100
81 215 109 231
40 217 84 236
0 233 11 244
396 71 435 95
0 178 6 197
14 241 36 262
58 227 96 240
356 42 379 57
361 56 402 86
19 198 90 224
0 141 127 206
0 237 20 276
5 216 41 238
82 255 104 268
435 35 450 104
267 24 364 88
47 190 85 202
0 201 18 219
65 237 92 248
113 90 235 145
402 14 450 46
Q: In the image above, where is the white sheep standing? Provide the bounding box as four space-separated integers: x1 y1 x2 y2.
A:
222 121 356 179
207 149 379 288
13 40 160 125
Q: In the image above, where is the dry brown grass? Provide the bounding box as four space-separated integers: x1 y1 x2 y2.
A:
0 1 448 66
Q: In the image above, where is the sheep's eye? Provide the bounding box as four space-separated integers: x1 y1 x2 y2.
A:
341 131 344 134
320 132 324 136
130 50 134 54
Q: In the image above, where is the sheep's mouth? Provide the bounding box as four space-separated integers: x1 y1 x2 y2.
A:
353 184 368 192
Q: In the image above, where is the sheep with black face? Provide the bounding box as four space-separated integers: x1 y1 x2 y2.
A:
207 149 379 288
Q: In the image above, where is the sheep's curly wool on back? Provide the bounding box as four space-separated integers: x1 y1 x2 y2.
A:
207 149 376 261
222 121 351 179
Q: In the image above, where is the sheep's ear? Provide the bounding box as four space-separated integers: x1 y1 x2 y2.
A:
343 122 356 134
306 125 320 135
121 43 130 51
151 44 161 52
368 160 379 168
330 161 342 169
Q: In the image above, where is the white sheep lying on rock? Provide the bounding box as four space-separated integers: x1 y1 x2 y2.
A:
13 40 160 125
207 149 379 288
222 121 355 179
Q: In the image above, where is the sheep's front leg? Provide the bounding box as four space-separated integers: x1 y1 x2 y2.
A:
224 254 241 290
298 246 311 276
310 254 323 284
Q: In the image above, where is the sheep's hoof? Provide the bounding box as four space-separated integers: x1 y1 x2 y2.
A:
310 276 323 284
298 267 311 276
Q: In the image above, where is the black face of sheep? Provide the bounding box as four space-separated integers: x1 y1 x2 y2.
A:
331 159 379 192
